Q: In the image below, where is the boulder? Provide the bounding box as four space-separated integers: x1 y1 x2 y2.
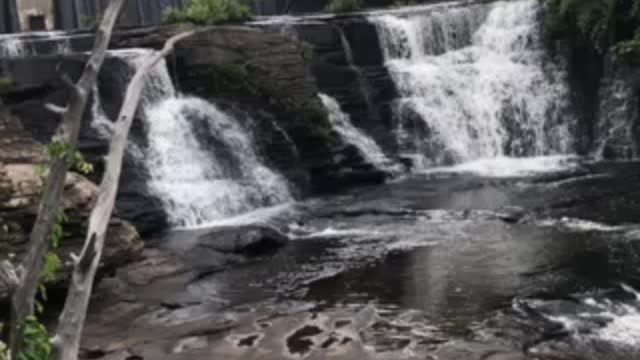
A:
0 106 143 302
196 225 289 256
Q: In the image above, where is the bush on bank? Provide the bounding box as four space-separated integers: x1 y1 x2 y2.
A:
544 0 640 58
165 0 252 25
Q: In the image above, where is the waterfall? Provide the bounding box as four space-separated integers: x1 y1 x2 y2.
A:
90 85 114 138
336 27 376 119
144 97 292 228
320 93 395 170
370 0 574 168
0 37 26 57
105 49 292 228
0 32 73 57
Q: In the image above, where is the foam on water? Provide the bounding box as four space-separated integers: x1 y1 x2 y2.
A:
421 155 579 177
544 285 640 348
537 217 626 232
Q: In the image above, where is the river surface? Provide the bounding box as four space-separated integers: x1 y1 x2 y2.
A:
133 157 640 359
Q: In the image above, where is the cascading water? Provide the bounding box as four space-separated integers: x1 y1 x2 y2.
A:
0 37 27 57
0 31 73 57
336 27 376 119
320 93 395 170
370 0 575 168
105 49 292 228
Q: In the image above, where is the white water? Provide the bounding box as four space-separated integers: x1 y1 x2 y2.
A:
370 0 574 168
0 31 72 57
537 217 626 233
105 49 292 228
319 93 394 170
145 97 292 228
422 155 579 177
539 285 640 348
90 86 114 138
0 37 27 57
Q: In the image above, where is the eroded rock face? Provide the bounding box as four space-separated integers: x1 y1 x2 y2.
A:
0 106 143 302
2 24 389 234
1 54 169 235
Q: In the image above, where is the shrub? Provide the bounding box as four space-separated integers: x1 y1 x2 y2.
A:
544 0 640 56
164 0 252 25
326 0 362 13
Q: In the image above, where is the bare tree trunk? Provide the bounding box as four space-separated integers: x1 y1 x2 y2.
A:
52 31 193 360
8 0 126 355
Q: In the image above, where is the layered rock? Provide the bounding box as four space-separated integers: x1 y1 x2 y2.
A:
1 23 389 234
1 54 168 235
0 105 143 302
111 24 384 192
282 17 399 155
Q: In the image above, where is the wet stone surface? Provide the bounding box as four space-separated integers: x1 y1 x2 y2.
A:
82 160 640 359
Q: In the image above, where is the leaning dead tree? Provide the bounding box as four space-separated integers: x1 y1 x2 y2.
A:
3 0 126 355
52 31 193 360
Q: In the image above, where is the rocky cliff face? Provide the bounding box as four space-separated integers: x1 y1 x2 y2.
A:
110 24 387 193
560 38 640 159
0 103 143 302
1 54 168 234
276 16 399 153
0 23 389 234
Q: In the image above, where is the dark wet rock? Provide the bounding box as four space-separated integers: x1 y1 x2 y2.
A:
288 17 399 158
0 105 143 302
196 225 289 256
287 325 324 355
497 206 529 224
1 55 169 235
2 24 391 233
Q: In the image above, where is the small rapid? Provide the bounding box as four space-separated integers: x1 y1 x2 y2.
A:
319 93 397 171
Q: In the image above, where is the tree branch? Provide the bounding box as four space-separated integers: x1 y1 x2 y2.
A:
7 0 126 355
52 31 194 360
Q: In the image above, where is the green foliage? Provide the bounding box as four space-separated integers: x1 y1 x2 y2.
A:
41 212 66 286
79 15 98 29
0 213 66 359
208 62 261 95
0 77 13 91
41 140 94 176
544 0 640 56
41 253 62 285
326 0 362 13
0 330 7 360
164 0 252 25
0 317 52 360
17 317 52 360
